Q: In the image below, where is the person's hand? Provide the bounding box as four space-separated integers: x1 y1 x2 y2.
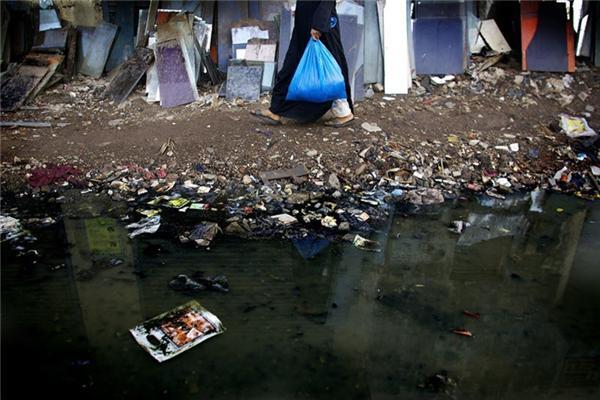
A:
310 28 321 41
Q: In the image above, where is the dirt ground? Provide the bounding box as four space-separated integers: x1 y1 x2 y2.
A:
1 60 599 196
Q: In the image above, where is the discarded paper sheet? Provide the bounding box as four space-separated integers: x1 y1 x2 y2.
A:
130 300 225 363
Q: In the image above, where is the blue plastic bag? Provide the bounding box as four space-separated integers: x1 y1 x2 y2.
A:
286 39 346 103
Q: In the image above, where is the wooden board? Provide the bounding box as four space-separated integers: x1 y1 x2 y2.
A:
24 53 64 102
103 47 154 103
259 165 308 184
63 28 78 80
0 65 49 112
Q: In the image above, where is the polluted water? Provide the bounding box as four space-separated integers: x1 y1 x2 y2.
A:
1 191 599 400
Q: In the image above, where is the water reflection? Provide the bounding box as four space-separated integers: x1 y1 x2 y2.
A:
1 193 599 399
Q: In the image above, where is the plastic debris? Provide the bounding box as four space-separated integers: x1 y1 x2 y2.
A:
125 216 161 238
169 273 229 293
27 164 81 187
449 220 470 234
165 198 190 209
0 215 24 242
462 310 481 319
271 214 298 225
529 188 545 213
559 115 597 139
451 328 473 337
320 215 337 228
187 222 221 247
137 209 161 217
352 235 381 252
430 75 455 85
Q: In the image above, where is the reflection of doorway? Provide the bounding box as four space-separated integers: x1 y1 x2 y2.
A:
62 211 142 351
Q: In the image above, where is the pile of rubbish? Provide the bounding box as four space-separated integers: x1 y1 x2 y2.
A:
359 65 600 200
82 160 393 250
2 97 599 249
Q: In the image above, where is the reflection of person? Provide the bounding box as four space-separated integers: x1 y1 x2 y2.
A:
251 0 354 127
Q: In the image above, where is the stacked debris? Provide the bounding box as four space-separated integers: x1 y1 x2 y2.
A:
143 11 216 107
1 28 72 111
1 3 221 112
225 20 279 102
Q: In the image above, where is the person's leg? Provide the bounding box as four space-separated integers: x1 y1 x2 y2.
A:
331 99 352 118
325 99 354 126
253 109 281 121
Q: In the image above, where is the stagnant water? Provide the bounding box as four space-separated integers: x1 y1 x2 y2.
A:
2 192 599 399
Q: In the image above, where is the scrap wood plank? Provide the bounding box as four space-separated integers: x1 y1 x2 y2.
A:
0 121 52 128
520 1 540 71
200 47 221 85
0 65 49 112
136 9 149 47
259 165 308 184
24 53 64 102
63 27 78 80
145 0 159 35
103 47 154 103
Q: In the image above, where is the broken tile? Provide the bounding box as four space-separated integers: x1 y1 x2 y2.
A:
225 65 262 101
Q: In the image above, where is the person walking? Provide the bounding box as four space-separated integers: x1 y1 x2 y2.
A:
251 0 354 127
